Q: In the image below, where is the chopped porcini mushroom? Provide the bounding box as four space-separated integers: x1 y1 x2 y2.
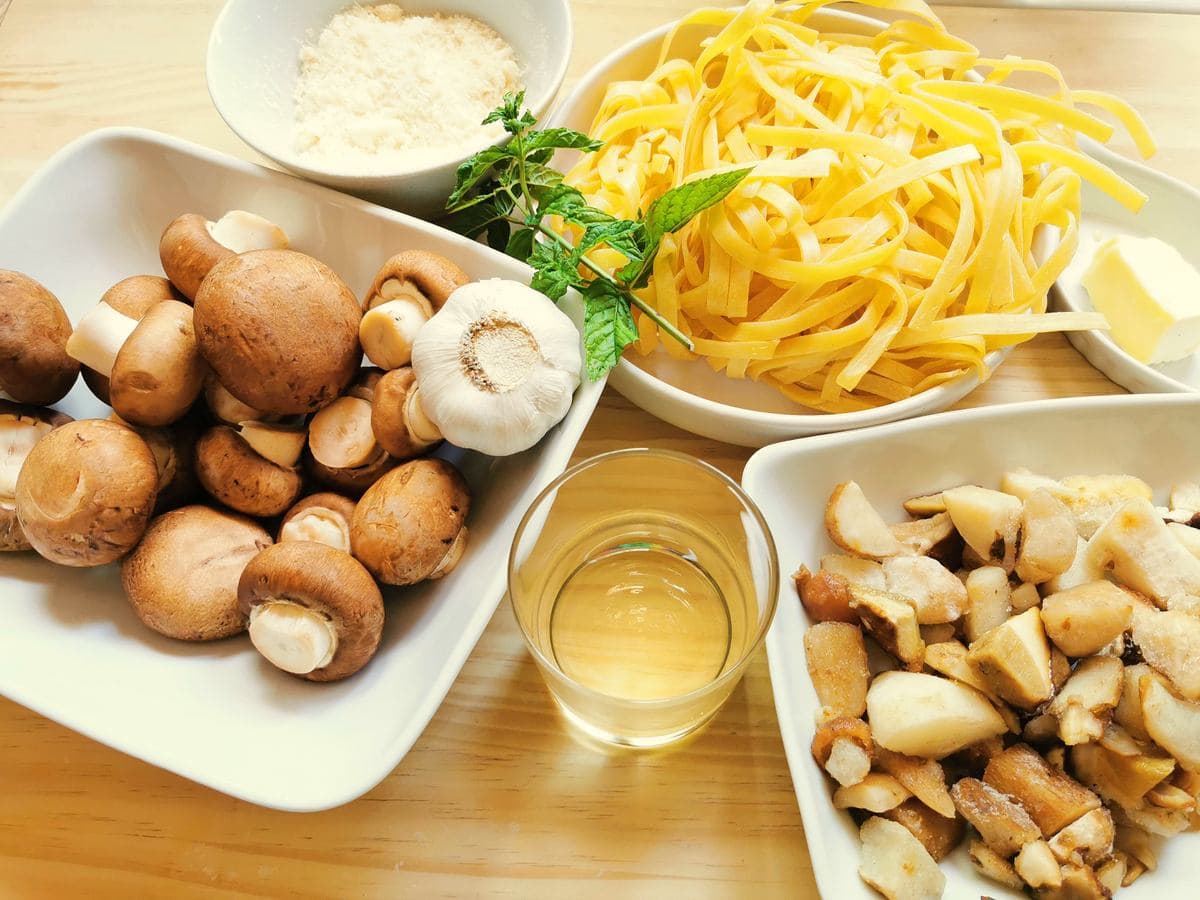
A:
820 554 887 589
358 250 469 370
941 485 1021 570
923 640 995 698
833 772 911 812
881 799 964 861
963 565 1011 642
902 491 948 517
795 566 857 624
1115 802 1190 837
968 840 1024 889
239 541 384 682
1071 741 1176 811
1166 520 1200 559
1047 808 1115 867
1132 608 1200 700
0 270 79 406
951 777 1041 857
1015 839 1063 889
984 744 1101 837
847 584 924 669
1017 489 1078 584
1041 581 1134 659
122 505 271 640
874 749 956 819
1048 655 1123 746
811 716 873 787
1010 581 1042 614
159 210 288 300
0 402 71 551
1138 670 1200 770
882 555 966 624
195 425 303 517
1044 536 1101 594
889 511 957 557
803 622 869 718
1085 497 1200 607
1095 855 1127 894
825 481 906 559
857 816 946 900
867 672 1006 758
410 279 581 457
967 607 1054 710
15 419 158 566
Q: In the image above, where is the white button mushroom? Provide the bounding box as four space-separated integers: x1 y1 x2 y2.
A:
410 279 582 457
159 211 288 301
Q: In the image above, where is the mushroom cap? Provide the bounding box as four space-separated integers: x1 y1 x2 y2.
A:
351 458 470 585
15 418 158 566
0 270 79 405
371 366 434 460
304 445 397 497
238 541 385 682
279 492 357 551
122 505 272 640
82 276 177 404
113 413 202 513
194 250 362 415
109 299 208 427
159 213 235 301
0 401 73 551
195 425 303 517
363 250 470 312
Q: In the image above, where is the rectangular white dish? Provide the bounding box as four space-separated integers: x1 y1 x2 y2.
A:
0 128 604 811
742 393 1200 899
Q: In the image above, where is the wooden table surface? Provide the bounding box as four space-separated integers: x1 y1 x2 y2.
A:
1 1 1197 897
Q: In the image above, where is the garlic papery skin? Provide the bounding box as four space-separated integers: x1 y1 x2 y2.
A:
206 210 289 253
65 301 138 377
411 279 582 457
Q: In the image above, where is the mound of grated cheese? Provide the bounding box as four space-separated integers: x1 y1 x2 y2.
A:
293 3 523 171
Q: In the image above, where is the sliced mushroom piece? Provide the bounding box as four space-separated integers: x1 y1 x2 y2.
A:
1048 655 1123 746
358 250 470 369
195 425 303 517
795 566 857 624
811 715 873 787
1041 581 1134 658
803 621 869 719
1017 488 1078 584
967 607 1054 710
122 505 272 640
371 366 440 460
882 555 966 624
881 799 964 862
239 541 383 682
159 211 288 300
857 816 945 900
67 298 206 426
81 276 178 404
834 772 911 813
1086 496 1200 607
826 481 906 559
1132 607 1200 700
951 777 1041 857
1138 669 1200 770
1047 808 1116 867
0 270 79 405
351 458 470 585
304 371 399 494
867 672 1006 758
1071 741 1177 811
194 250 361 415
963 565 1011 642
0 402 72 551
942 485 1022 570
847 583 924 670
278 493 357 553
15 419 158 566
1015 839 1062 890
968 840 1024 890
985 744 1102 837
874 748 956 819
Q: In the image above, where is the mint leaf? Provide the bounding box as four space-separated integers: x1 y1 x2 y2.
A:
523 128 604 154
447 146 514 209
528 240 582 301
583 280 638 381
578 219 644 262
505 227 536 260
482 91 535 134
439 192 513 240
537 185 620 228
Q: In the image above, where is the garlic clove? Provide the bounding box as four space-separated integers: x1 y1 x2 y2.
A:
206 210 289 254
248 600 337 675
359 300 428 370
410 279 581 457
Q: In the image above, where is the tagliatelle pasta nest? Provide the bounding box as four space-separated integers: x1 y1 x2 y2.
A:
562 0 1155 412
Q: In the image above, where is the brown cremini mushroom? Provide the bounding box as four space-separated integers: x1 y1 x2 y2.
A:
278 493 357 552
0 270 79 405
358 250 469 370
15 419 158 566
159 210 289 301
0 401 72 551
351 458 470 585
304 369 397 494
371 366 440 460
81 276 179 404
194 250 361 415
109 412 201 513
238 541 384 682
195 424 305 517
67 297 206 427
122 505 272 641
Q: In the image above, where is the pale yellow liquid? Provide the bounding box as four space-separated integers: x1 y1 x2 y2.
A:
548 544 733 702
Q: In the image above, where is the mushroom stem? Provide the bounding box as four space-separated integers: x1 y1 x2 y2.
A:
248 599 338 675
280 508 352 551
207 379 267 425
404 387 443 446
65 301 138 377
206 210 289 254
430 527 468 579
237 421 306 468
359 300 429 370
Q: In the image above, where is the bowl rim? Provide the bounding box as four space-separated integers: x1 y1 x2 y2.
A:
205 0 574 182
548 6 1056 433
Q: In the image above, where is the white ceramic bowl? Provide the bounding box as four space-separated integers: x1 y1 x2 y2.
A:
207 0 572 217
743 393 1200 900
549 9 1059 448
0 128 603 811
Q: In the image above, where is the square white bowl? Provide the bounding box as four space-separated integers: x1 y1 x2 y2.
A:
742 394 1200 899
0 128 603 811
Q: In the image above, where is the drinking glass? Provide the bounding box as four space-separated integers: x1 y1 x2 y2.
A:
508 448 778 748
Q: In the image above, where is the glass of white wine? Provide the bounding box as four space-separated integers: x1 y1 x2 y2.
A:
508 449 778 748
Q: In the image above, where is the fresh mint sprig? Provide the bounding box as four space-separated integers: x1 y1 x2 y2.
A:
443 92 751 380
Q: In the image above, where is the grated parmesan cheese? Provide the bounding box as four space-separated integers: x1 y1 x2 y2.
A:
293 3 523 171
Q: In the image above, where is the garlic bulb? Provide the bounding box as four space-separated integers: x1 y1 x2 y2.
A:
410 279 581 456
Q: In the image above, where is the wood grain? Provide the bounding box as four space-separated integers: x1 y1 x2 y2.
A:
0 1 1197 897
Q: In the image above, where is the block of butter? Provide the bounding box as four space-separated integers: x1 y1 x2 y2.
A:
1082 234 1200 365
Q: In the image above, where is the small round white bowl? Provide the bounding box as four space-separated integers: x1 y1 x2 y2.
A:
549 8 1055 448
207 0 572 217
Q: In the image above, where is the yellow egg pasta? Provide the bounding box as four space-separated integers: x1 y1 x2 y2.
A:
562 0 1154 412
